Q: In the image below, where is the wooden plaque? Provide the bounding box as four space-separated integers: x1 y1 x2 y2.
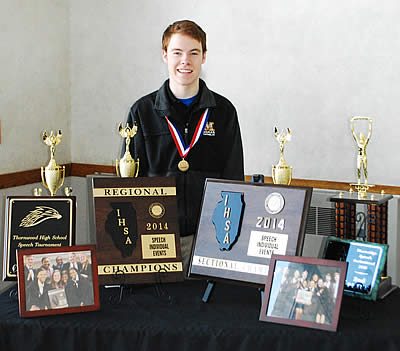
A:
189 179 312 286
3 196 76 281
91 176 183 284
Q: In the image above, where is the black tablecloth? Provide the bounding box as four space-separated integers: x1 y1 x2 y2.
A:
1 279 399 351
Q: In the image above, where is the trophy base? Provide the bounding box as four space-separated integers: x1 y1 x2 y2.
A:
378 276 398 300
349 183 375 199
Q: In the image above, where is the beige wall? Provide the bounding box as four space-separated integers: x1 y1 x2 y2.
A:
1 1 400 185
69 0 400 186
0 0 70 174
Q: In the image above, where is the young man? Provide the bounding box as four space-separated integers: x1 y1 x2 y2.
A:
26 267 50 311
24 255 36 287
125 20 244 268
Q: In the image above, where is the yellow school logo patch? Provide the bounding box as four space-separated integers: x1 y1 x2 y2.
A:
203 122 215 136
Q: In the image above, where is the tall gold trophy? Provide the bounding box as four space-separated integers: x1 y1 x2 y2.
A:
350 116 373 198
272 127 292 185
116 122 139 177
40 130 65 196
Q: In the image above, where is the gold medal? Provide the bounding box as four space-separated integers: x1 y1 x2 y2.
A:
178 159 189 172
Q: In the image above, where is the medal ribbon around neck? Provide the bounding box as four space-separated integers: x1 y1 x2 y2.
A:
164 108 210 159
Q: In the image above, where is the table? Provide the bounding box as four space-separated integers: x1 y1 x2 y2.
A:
1 279 399 351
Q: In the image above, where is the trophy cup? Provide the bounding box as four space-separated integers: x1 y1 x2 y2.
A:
116 122 139 177
41 130 65 196
272 127 292 185
350 117 373 198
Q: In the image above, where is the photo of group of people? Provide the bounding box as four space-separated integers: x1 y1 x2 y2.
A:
22 250 94 311
267 261 342 325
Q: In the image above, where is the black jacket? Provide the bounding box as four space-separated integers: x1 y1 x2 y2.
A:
126 79 244 236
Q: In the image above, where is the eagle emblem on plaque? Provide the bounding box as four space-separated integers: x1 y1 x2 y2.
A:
105 202 138 257
212 191 244 250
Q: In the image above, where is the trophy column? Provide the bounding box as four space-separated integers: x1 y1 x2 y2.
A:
334 201 356 240
330 194 392 244
367 202 388 244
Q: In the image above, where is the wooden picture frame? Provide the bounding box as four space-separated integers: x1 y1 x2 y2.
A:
17 245 100 318
259 254 347 332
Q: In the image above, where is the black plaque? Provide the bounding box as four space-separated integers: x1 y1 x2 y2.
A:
3 196 76 281
91 176 183 285
189 179 312 286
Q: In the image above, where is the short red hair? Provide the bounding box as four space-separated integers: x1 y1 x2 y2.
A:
162 20 207 53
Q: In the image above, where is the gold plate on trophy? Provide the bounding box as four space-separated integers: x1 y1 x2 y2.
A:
178 159 189 172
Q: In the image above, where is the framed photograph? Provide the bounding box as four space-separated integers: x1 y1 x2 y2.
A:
259 254 347 332
323 236 388 300
16 245 100 318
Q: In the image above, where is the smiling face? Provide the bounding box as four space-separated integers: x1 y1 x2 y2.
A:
163 33 206 98
69 268 78 281
26 255 33 268
61 271 68 283
42 257 50 269
37 270 47 284
52 270 61 283
69 253 76 263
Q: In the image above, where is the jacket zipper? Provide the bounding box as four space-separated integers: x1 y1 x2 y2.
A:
183 123 189 234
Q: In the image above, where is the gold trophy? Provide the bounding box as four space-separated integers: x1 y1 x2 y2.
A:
272 127 292 185
350 116 373 198
116 122 139 177
41 130 65 196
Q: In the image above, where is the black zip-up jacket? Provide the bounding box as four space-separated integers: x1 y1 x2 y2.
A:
126 79 244 236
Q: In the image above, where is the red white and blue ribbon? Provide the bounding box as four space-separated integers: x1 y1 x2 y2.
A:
165 108 209 158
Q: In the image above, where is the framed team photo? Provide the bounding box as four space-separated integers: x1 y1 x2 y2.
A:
16 245 100 318
259 254 347 332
